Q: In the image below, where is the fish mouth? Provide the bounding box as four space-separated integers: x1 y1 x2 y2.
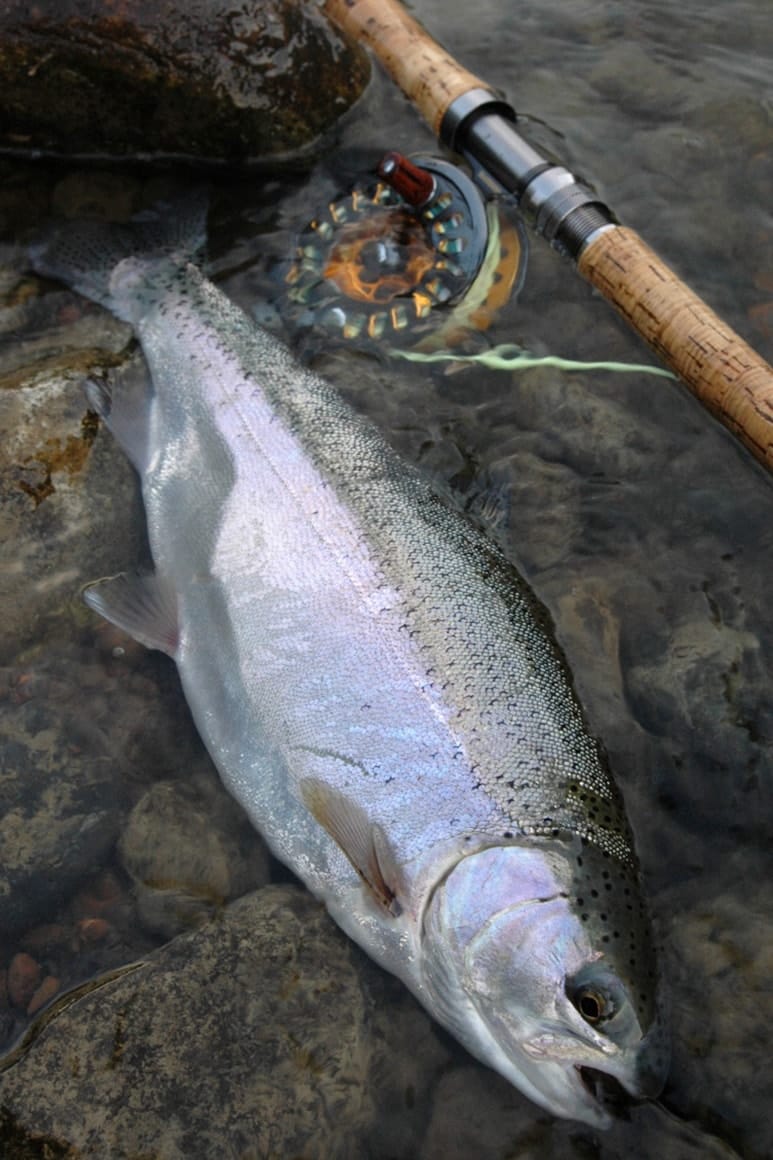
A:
576 1065 637 1120
573 1017 670 1116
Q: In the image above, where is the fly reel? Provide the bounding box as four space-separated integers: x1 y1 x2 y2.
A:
283 152 527 349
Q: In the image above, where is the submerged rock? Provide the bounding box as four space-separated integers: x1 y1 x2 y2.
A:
662 886 773 1160
0 0 370 166
0 693 129 937
420 1062 750 1160
0 249 138 659
119 778 271 938
0 886 448 1159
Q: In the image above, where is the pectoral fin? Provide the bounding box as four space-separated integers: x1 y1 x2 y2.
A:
83 572 179 657
300 779 403 917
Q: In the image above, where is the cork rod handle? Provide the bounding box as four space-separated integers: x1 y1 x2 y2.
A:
579 228 773 470
324 0 492 136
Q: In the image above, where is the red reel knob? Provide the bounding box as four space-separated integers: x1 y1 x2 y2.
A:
377 151 436 207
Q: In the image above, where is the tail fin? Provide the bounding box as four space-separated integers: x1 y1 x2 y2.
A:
29 189 208 323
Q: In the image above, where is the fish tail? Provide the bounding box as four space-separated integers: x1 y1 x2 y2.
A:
29 189 208 323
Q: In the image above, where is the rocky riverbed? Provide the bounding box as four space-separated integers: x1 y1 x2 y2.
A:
1 0 772 1156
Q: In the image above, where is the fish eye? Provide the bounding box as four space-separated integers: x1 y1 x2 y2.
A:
572 986 610 1025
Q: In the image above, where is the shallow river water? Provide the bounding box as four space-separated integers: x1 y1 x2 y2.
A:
1 1 772 1157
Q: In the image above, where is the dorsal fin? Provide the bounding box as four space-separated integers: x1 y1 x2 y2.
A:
300 778 403 917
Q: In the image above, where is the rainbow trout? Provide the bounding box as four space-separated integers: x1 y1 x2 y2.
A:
32 197 668 1126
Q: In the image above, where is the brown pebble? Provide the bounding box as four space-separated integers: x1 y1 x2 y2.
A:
26 975 60 1016
9 670 50 704
77 917 111 943
93 869 123 905
7 952 42 1009
73 870 123 919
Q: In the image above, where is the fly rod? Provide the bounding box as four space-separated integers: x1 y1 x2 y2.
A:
324 0 773 475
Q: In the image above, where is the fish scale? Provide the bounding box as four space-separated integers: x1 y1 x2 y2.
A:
31 195 668 1128
210 294 631 854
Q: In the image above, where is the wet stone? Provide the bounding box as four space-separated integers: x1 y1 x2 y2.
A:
662 886 773 1160
0 272 139 662
420 1060 751 1160
420 1064 552 1160
25 975 60 1017
0 885 447 1160
0 694 129 937
119 777 271 939
5 955 41 1012
0 0 370 166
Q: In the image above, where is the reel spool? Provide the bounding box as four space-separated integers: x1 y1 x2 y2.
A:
283 151 527 349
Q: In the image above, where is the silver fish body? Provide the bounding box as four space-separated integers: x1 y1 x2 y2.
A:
33 199 668 1127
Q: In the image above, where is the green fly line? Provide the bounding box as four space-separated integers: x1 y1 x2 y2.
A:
390 342 677 378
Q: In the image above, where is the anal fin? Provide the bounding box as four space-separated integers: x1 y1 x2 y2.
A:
300 778 403 917
83 572 179 657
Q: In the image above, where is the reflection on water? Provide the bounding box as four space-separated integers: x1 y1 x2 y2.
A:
1 0 772 1156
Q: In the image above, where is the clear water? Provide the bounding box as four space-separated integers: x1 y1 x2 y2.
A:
1 0 772 1156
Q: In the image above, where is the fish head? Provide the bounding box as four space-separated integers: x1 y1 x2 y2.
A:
421 842 668 1127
